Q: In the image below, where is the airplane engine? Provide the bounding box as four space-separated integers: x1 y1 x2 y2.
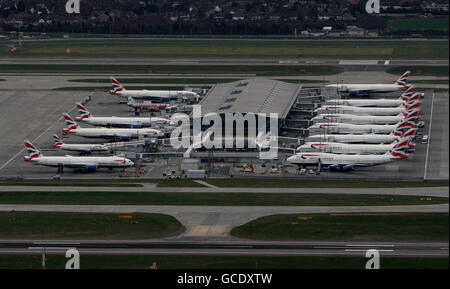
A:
329 165 339 171
86 165 97 172
349 91 359 97
343 165 353 171
120 136 131 141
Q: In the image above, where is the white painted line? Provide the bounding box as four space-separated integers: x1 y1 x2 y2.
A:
33 242 81 245
345 249 394 252
28 247 75 250
424 92 435 180
346 244 394 247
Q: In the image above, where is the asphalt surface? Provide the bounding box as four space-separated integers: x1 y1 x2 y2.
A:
0 185 448 197
0 58 448 70
0 240 447 257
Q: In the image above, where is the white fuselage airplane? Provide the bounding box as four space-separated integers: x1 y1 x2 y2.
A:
75 103 172 128
308 121 417 135
314 101 421 116
53 135 109 154
306 128 417 144
62 114 165 141
110 77 200 102
24 141 134 171
298 138 414 155
323 90 424 108
287 149 407 171
326 71 410 96
311 110 420 125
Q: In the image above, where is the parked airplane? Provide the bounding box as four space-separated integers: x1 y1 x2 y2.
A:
62 114 165 140
314 100 421 116
286 148 408 171
323 87 423 107
326 71 410 96
75 103 172 128
24 140 134 171
127 97 169 112
298 137 415 155
110 77 200 102
308 120 418 135
306 127 417 144
311 109 420 125
53 135 109 154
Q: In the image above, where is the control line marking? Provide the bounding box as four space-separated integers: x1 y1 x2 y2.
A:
424 92 435 180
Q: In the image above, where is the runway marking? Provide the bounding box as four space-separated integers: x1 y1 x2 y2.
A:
0 105 77 172
424 92 435 180
346 244 394 247
345 249 394 252
33 242 81 245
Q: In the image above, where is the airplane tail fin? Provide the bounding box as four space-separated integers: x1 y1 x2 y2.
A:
392 120 418 136
109 77 124 95
52 134 64 147
400 86 415 100
62 113 79 133
402 108 421 120
393 137 415 150
388 147 408 159
401 127 418 139
75 102 91 121
396 71 410 87
24 140 42 161
402 99 422 110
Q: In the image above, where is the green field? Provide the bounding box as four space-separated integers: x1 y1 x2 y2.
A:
0 254 447 269
390 17 449 32
69 78 328 84
204 178 448 188
409 79 449 85
386 66 449 77
0 211 181 239
2 39 448 59
0 191 446 206
0 64 342 76
231 213 449 241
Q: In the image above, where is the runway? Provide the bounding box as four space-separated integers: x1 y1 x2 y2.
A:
0 58 448 71
0 240 447 257
0 185 448 197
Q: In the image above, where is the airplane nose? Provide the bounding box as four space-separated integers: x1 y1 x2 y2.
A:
287 155 296 162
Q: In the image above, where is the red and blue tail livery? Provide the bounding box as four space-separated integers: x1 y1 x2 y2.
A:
109 77 124 95
24 140 41 161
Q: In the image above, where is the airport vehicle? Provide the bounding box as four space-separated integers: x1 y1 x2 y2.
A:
62 114 165 140
421 135 429 144
325 71 410 96
323 88 423 107
308 120 418 135
314 100 421 116
286 148 408 171
75 103 172 128
53 135 109 154
311 109 420 125
110 77 200 102
24 140 134 171
298 137 414 154
126 97 169 112
306 127 417 144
